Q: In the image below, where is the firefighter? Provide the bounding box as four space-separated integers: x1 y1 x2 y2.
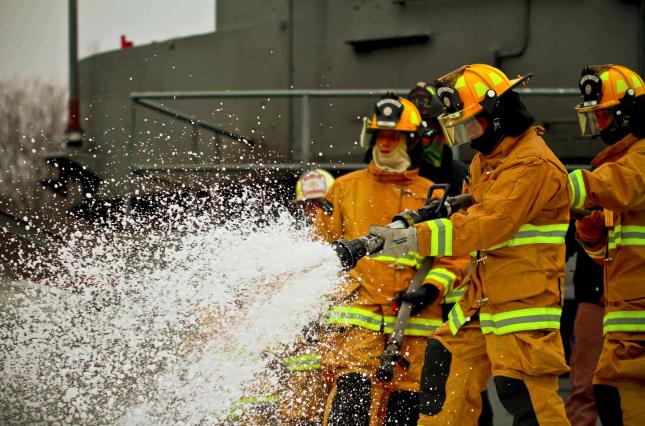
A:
278 168 336 426
371 64 572 425
316 93 468 426
407 82 493 426
290 168 335 227
568 64 645 425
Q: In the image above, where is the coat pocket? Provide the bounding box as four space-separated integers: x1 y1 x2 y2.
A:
483 272 550 306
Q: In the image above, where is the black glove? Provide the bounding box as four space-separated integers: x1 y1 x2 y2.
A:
301 320 322 344
423 198 450 218
397 284 439 315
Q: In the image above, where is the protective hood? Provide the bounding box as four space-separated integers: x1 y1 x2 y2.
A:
372 140 411 173
471 90 535 155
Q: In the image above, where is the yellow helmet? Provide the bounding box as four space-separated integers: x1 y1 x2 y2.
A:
575 64 645 137
295 169 335 201
360 93 422 148
435 64 531 147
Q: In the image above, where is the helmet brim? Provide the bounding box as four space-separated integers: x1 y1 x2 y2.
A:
505 73 533 94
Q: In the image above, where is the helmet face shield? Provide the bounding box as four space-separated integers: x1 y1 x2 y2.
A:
359 117 373 148
437 104 487 147
575 102 614 137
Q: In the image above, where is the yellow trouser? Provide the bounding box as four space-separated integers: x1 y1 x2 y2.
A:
594 336 645 426
278 369 330 424
278 330 341 425
322 326 428 426
417 322 491 425
418 321 570 426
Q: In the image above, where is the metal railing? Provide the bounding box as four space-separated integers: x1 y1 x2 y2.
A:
130 88 580 172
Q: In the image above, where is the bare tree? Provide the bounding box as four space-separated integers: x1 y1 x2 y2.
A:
0 80 67 212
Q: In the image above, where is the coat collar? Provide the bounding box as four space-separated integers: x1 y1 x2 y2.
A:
592 134 640 167
477 127 539 168
368 161 419 184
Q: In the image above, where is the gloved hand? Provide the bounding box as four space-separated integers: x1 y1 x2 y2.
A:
575 210 605 244
423 198 451 218
397 284 439 315
368 225 417 258
301 320 322 344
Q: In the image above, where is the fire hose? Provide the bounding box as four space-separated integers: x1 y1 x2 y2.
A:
375 256 434 382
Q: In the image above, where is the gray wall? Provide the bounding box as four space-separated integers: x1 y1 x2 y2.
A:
59 0 641 200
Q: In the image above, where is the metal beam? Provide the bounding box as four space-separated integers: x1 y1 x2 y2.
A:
130 162 366 173
131 87 579 100
133 98 254 146
0 211 63 248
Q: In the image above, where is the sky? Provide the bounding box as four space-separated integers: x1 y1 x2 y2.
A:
0 0 215 85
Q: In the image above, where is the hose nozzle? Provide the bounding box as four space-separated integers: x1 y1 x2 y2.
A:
332 233 384 271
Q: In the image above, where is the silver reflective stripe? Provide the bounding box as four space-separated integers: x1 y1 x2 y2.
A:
383 317 442 336
443 288 466 304
327 311 383 331
568 170 587 209
480 314 561 329
603 311 645 333
284 354 322 371
435 219 447 257
604 317 645 326
479 307 562 335
484 223 568 251
608 225 645 249
514 229 566 239
448 303 467 335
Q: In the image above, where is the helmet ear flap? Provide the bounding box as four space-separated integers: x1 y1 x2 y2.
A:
628 94 645 137
615 88 637 129
493 89 536 137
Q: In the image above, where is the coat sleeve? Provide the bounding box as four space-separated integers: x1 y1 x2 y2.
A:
415 157 563 257
423 256 470 300
570 146 645 212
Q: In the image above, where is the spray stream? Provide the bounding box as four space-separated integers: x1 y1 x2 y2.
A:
0 187 344 424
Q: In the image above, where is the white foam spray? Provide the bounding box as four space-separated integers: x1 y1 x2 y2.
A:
0 188 344 424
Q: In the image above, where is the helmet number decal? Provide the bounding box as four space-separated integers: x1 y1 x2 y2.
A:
579 72 602 102
436 86 462 113
375 98 403 127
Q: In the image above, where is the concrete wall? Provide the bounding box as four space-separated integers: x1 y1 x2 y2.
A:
58 0 641 200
